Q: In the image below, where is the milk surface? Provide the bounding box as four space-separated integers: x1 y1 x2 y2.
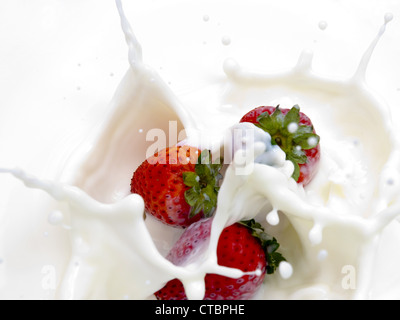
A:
0 0 399 300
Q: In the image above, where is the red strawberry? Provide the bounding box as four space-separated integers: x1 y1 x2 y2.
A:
131 145 222 227
154 218 285 300
240 105 320 185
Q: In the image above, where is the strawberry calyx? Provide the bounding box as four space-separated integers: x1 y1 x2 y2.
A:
239 219 286 274
256 105 320 181
183 150 223 219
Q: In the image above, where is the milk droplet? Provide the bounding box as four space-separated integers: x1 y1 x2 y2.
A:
266 208 280 225
318 249 328 261
279 261 293 279
386 178 395 186
254 269 262 277
353 138 360 146
308 136 318 147
318 20 328 30
384 12 393 23
221 35 231 46
287 122 298 133
223 58 240 77
48 210 64 226
203 15 210 22
184 279 206 300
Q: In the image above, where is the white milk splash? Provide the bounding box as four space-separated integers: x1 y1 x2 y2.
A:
1 1 399 300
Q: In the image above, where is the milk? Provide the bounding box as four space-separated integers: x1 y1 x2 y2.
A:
0 0 399 300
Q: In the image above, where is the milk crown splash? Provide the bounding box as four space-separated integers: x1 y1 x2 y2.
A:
115 0 142 69
0 1 399 300
353 13 393 83
0 168 259 300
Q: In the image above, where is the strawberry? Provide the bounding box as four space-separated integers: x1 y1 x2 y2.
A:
130 145 222 227
154 218 285 300
239 105 320 185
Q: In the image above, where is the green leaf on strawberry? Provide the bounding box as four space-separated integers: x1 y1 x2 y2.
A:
183 150 223 218
255 105 320 181
240 219 286 274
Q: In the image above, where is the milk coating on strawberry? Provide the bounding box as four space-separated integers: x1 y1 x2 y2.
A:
240 105 320 185
154 218 285 300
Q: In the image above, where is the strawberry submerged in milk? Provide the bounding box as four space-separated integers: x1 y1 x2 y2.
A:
154 218 285 300
1 1 398 301
130 104 320 299
131 146 222 227
240 105 320 186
